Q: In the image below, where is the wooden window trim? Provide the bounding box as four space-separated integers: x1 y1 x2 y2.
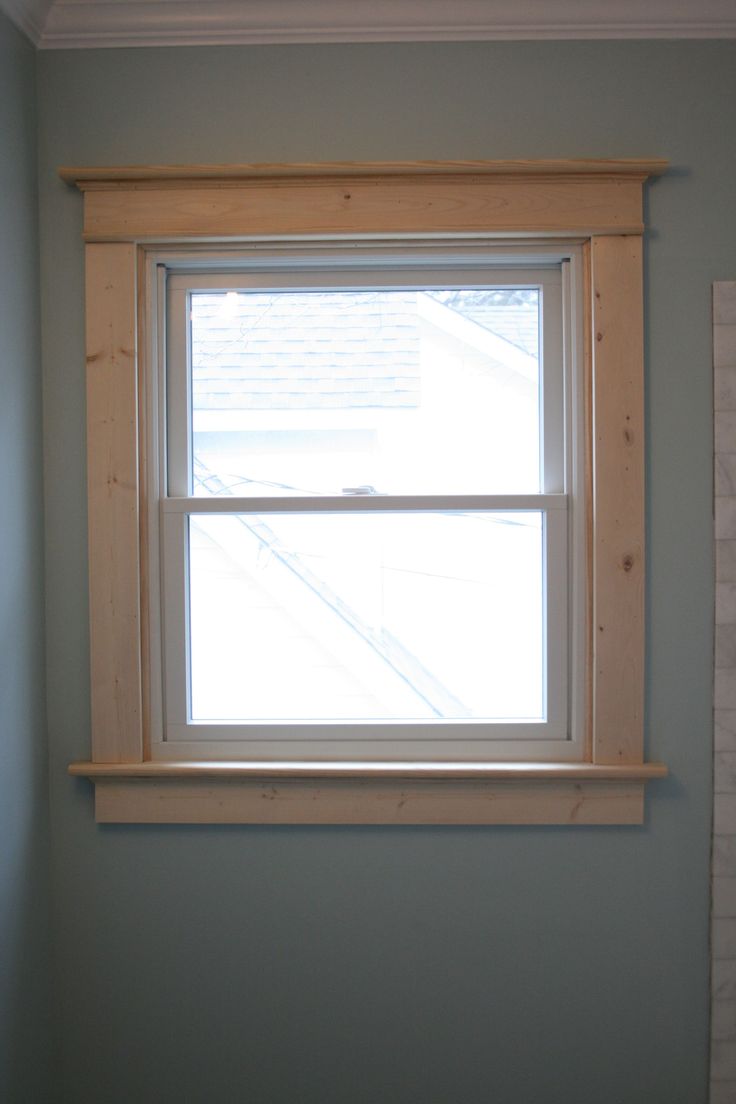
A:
63 159 668 824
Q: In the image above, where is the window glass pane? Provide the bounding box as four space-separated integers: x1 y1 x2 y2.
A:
188 511 544 723
189 289 540 497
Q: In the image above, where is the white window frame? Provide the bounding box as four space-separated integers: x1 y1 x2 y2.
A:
63 159 668 824
153 250 582 762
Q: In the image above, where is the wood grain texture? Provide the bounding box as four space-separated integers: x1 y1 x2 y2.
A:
136 247 152 761
69 760 667 780
86 242 143 763
590 235 645 764
71 161 664 818
91 777 646 825
582 239 594 760
79 175 647 241
59 159 669 186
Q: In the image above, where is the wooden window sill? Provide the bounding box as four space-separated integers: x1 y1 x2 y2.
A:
68 760 667 825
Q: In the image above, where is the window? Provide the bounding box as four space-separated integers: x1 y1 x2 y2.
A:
156 255 580 761
66 160 667 823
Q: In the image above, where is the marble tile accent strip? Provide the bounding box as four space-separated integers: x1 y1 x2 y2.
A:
713 282 736 1103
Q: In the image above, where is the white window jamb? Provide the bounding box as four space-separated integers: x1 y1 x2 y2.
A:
150 243 582 763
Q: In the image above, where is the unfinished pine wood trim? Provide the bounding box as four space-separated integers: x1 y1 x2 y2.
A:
77 178 644 241
582 239 594 762
86 242 143 763
60 160 667 242
136 245 153 761
68 760 667 781
70 159 666 822
89 777 647 825
70 761 666 824
590 235 645 764
59 159 669 186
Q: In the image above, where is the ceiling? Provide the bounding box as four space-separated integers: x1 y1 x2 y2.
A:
3 0 736 50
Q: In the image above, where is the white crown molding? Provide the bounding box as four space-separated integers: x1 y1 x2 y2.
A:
0 0 52 43
3 0 736 50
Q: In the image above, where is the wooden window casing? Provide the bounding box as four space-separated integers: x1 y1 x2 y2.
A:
64 159 668 824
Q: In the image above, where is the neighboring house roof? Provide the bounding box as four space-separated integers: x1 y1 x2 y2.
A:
191 289 537 412
192 291 422 410
428 290 539 358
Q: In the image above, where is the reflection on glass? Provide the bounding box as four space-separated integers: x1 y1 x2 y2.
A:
189 289 540 497
188 511 544 722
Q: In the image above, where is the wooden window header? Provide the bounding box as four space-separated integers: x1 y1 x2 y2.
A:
60 159 667 242
60 159 669 184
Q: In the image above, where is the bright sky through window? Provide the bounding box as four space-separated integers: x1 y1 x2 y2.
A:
184 288 546 724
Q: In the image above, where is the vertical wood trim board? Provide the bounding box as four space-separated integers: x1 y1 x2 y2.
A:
590 236 645 764
581 239 594 762
86 242 144 763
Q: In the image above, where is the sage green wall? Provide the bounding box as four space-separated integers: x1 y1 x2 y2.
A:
38 42 734 1104
0 11 52 1103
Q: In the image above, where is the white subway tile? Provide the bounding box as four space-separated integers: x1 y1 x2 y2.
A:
714 837 736 876
717 542 736 583
714 877 736 917
715 282 736 326
716 626 736 669
715 670 736 709
716 368 736 411
716 459 736 498
715 837 736 878
716 756 736 794
714 959 736 999
717 496 736 537
715 326 736 370
716 711 736 750
717 584 736 624
716 411 736 453
714 919 736 961
715 796 736 835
